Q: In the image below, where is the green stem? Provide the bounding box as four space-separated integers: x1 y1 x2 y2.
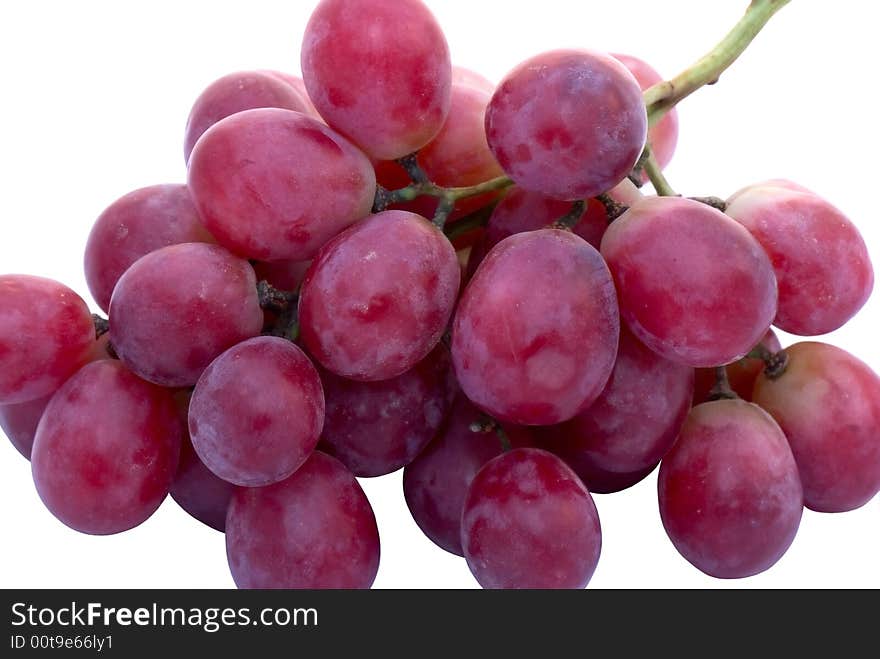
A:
643 0 791 126
643 148 677 196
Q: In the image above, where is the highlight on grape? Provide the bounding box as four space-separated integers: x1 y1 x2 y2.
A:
1 0 878 589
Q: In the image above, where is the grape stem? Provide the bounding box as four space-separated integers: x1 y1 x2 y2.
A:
469 415 512 452
708 366 739 401
642 0 791 127
747 344 790 379
551 200 587 231
256 280 297 315
596 194 630 223
92 314 109 339
642 147 677 197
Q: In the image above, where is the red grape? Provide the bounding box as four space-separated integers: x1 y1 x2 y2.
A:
658 399 803 579
726 184 873 335
84 184 214 312
189 336 324 487
171 433 237 533
452 229 619 425
252 259 311 293
403 396 532 556
461 448 602 589
753 342 880 513
318 345 456 477
485 49 647 200
566 460 658 495
0 275 95 404
109 243 263 387
298 210 460 381
262 71 321 118
226 451 380 589
601 196 778 367
31 360 182 535
538 324 693 483
727 178 813 205
187 108 376 262
183 70 313 162
612 53 679 175
452 65 494 93
693 329 781 404
302 0 451 160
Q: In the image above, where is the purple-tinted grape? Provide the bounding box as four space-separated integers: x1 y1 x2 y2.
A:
318 346 456 477
485 49 646 200
188 108 376 262
183 70 313 162
0 275 95 405
659 399 803 578
189 337 324 487
302 0 452 160
753 342 880 512
226 451 380 589
84 184 213 312
538 324 693 484
453 229 619 425
693 329 781 404
461 448 602 589
601 196 778 367
726 183 873 335
109 243 263 387
567 460 658 495
403 396 532 556
31 360 182 535
299 210 460 381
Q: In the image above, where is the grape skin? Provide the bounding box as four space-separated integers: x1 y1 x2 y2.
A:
753 342 880 513
298 211 460 381
84 184 214 312
658 399 803 579
318 346 456 478
485 49 647 200
171 433 237 533
453 229 619 426
31 360 182 535
726 184 874 336
261 71 322 118
183 70 313 163
302 0 452 160
226 451 380 589
693 329 781 405
109 243 264 387
403 396 532 556
612 53 679 175
538 324 693 483
187 108 376 262
189 337 324 488
461 448 602 589
0 275 96 405
601 196 778 368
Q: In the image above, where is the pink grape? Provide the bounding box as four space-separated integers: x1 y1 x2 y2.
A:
261 71 321 118
612 53 679 175
318 346 456 477
170 393 237 532
565 460 658 495
183 70 312 162
538 324 693 484
299 210 460 381
189 337 324 487
753 342 880 513
109 243 263 387
452 229 619 425
0 275 95 404
452 65 494 93
693 329 781 404
658 399 803 579
226 451 380 589
84 184 214 312
601 196 778 367
1 335 112 460
403 396 532 556
461 448 602 589
301 0 452 160
485 49 647 200
31 360 182 535
726 184 873 335
252 259 311 292
726 178 813 205
188 108 376 262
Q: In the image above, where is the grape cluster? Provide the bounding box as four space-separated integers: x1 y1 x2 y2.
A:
1 0 878 589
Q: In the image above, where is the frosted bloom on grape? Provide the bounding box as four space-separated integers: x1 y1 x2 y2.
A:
485 49 647 200
726 183 873 335
302 0 452 160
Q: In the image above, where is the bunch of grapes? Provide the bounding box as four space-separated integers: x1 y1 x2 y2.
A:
1 0 877 589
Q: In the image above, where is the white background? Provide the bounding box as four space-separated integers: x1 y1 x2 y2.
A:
1 0 878 589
